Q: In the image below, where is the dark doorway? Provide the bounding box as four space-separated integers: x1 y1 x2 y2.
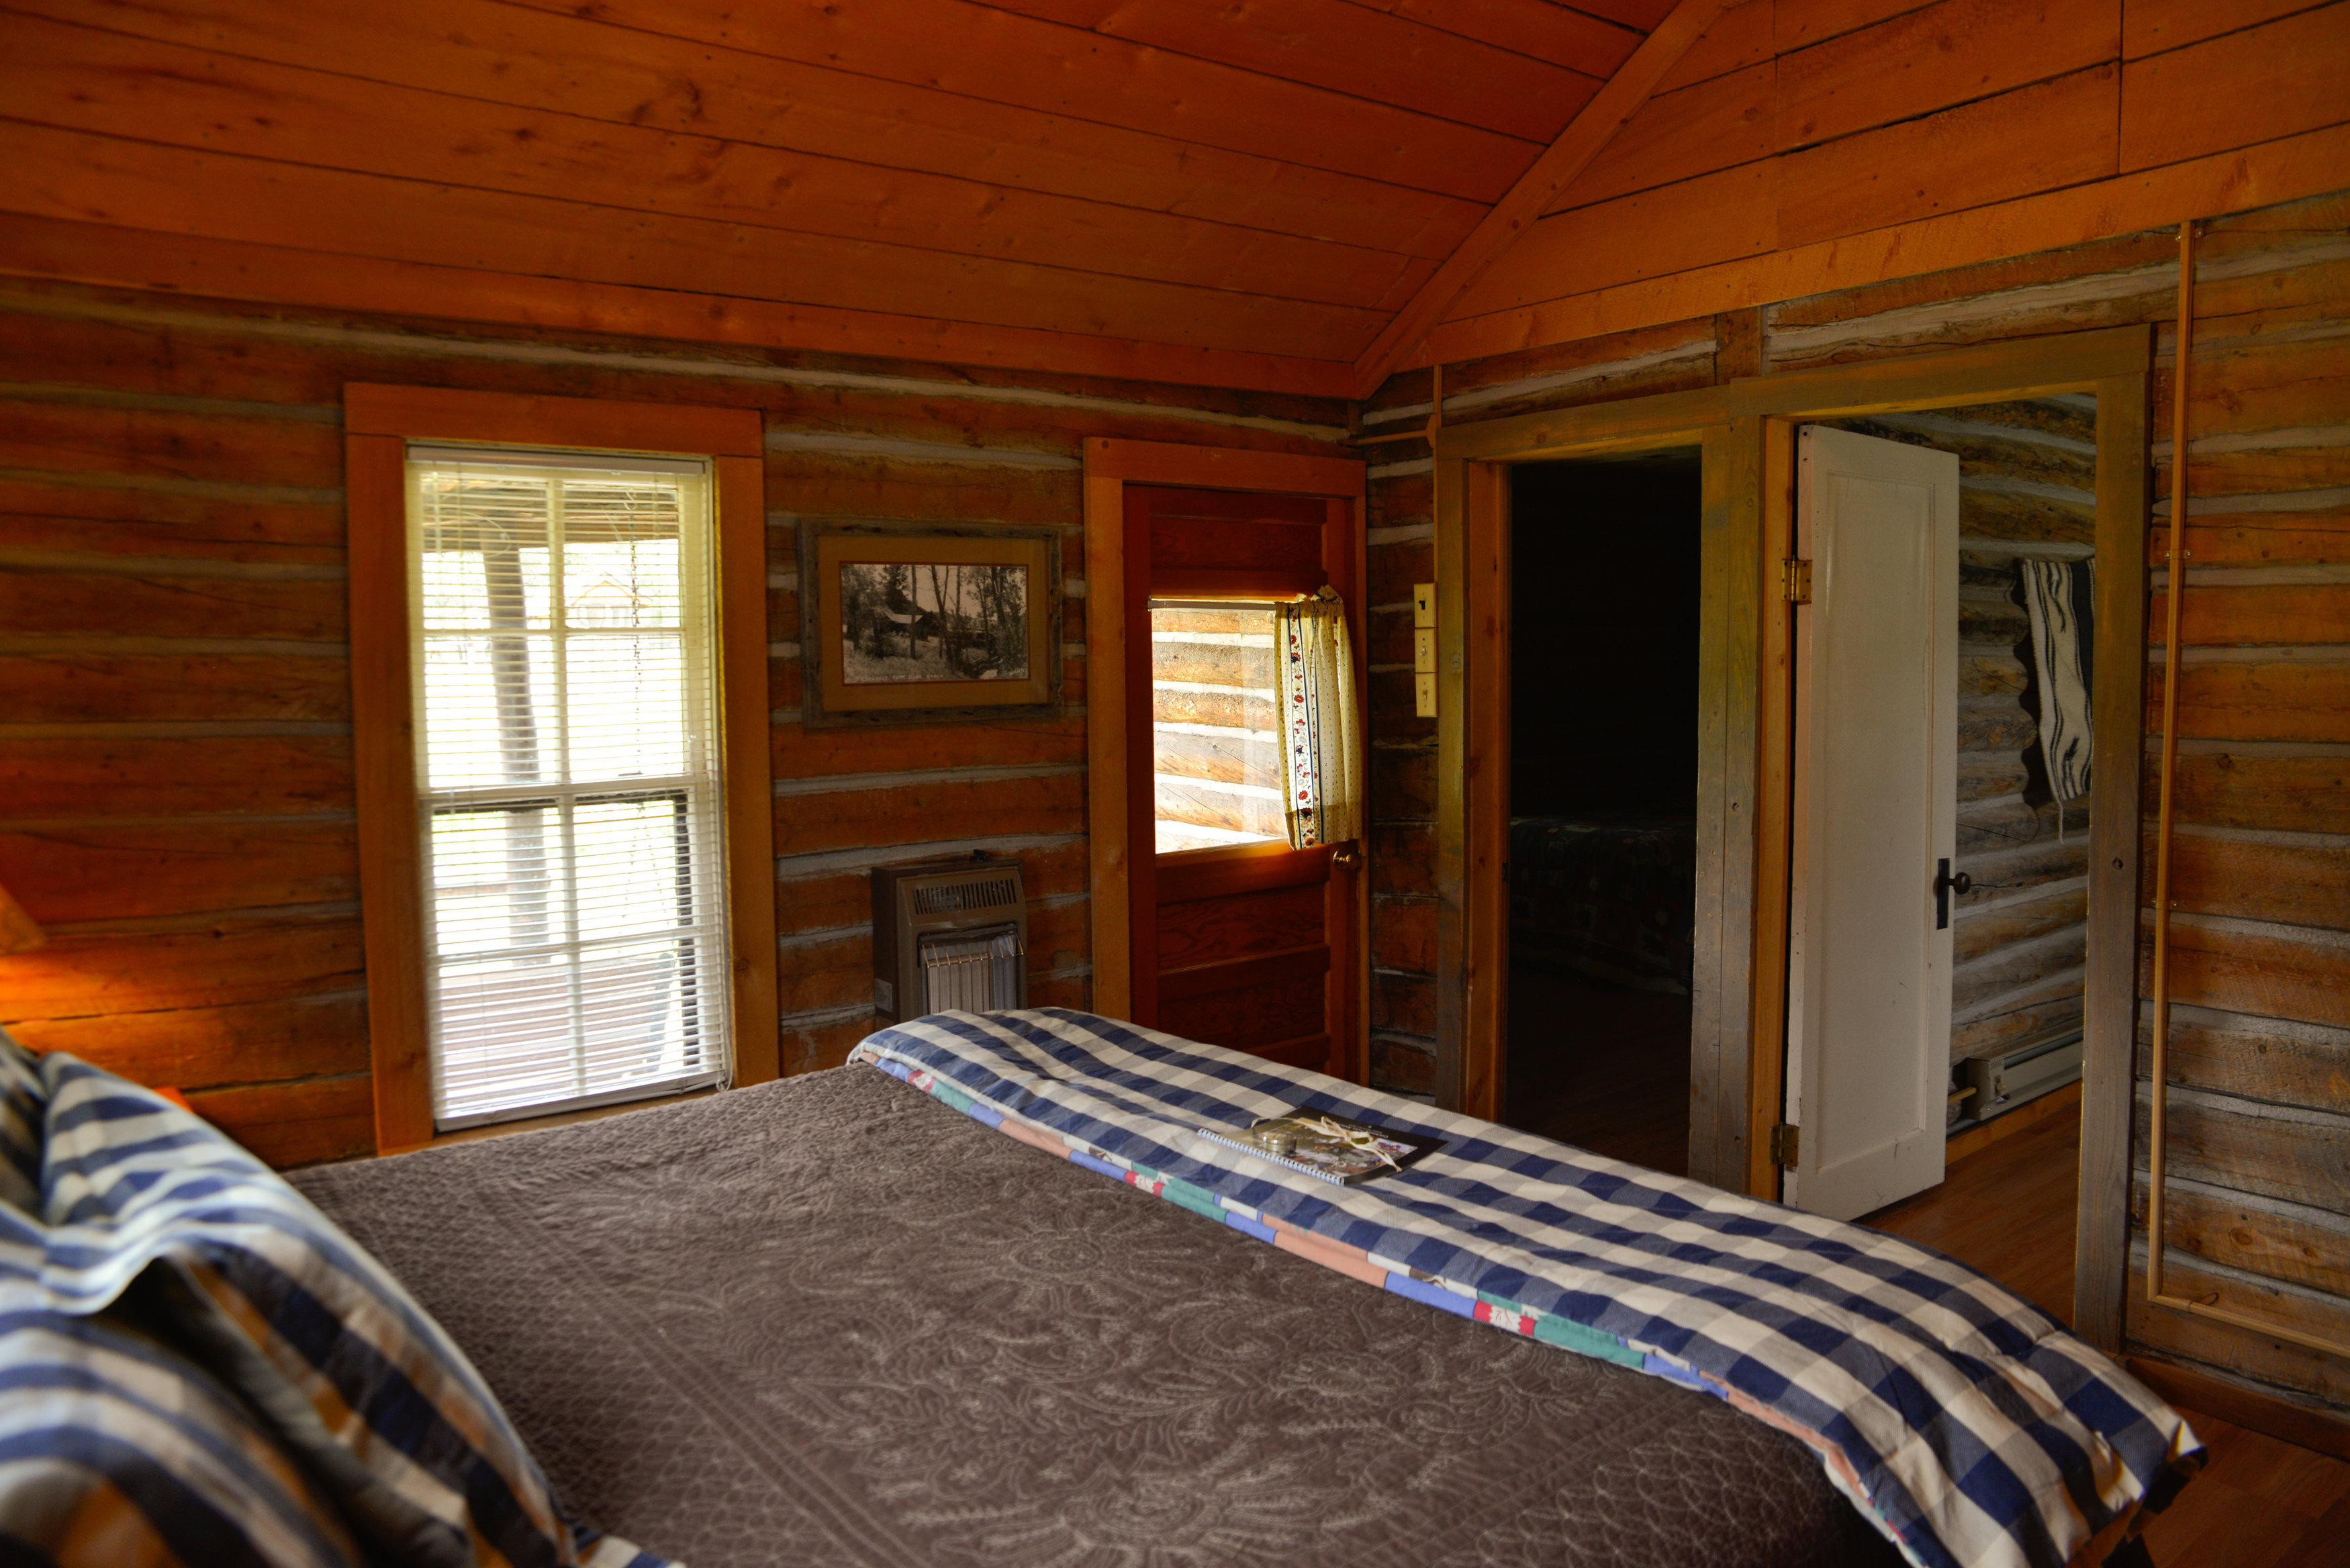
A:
1505 452 1701 1174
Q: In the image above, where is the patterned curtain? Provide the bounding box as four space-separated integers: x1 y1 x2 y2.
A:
1276 588 1362 850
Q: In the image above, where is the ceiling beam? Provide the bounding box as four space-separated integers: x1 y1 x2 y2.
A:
1348 0 1728 399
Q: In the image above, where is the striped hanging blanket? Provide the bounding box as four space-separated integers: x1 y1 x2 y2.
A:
852 1009 2200 1568
2021 559 2096 801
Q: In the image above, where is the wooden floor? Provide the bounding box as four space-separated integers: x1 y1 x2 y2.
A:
1863 1106 2350 1568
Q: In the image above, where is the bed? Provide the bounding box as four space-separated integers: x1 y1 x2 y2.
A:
1507 815 1696 993
1 1010 2196 1568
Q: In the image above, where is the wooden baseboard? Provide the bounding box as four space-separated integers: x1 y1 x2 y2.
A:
2126 1355 2350 1461
1945 1077 2081 1164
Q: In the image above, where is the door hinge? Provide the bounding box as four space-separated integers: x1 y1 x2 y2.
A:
1781 558 1813 603
1769 1122 1800 1167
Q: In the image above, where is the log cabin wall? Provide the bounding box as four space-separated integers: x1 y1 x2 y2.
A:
0 279 1349 1167
1360 184 2350 1431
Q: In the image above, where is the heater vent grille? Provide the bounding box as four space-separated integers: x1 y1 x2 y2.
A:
913 876 1021 916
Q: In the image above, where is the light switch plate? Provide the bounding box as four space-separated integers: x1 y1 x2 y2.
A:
1413 628 1436 672
1412 582 1436 628
1414 673 1438 717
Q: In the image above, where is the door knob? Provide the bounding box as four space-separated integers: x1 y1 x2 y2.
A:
1932 859 1972 929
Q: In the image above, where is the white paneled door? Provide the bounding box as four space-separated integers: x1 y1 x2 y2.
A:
1784 426 1960 1220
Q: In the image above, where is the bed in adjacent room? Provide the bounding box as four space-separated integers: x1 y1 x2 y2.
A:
1507 814 1696 995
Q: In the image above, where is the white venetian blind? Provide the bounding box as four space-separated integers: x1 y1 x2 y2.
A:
407 446 731 1130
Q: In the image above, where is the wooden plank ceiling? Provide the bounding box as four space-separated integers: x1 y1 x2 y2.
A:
0 0 1681 395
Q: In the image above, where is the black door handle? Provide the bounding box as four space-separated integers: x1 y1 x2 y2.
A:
1932 859 1972 929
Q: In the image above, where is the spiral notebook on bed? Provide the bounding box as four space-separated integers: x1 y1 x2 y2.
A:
1195 1107 1444 1186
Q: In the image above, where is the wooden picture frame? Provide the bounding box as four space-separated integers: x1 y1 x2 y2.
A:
800 522 1060 724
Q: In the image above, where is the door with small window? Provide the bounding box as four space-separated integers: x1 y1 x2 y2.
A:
1123 485 1365 1077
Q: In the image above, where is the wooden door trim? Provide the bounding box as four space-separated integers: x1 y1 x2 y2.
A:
1433 331 2152 1267
2077 371 2153 1354
1080 438 1367 1036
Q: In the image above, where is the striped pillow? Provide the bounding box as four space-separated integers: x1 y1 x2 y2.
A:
17 1052 672 1568
0 1304 365 1568
0 1026 43 1214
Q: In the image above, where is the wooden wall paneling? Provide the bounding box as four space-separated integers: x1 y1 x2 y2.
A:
2146 748 2350 836
1772 0 2119 151
974 0 1619 140
2120 3 2350 171
5 14 1429 315
0 215 1360 401
346 383 762 456
1554 61 1775 213
1419 122 2350 373
2128 1170 2350 1301
1775 66 2121 252
1460 457 1508 1122
344 429 426 1155
0 122 1386 360
1348 0 1728 395
2151 830 2350 931
716 452 778 1085
1745 416 1799 1197
2149 914 2350 1033
479 0 1540 201
0 822 353 925
2077 369 2153 1354
1435 328 2153 461
1432 455 1470 1108
770 773 1088 859
1447 162 1782 326
2120 0 2320 60
1 0 1482 260
1693 416 1763 1191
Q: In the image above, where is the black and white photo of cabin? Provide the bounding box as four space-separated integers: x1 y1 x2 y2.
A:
839 560 1030 684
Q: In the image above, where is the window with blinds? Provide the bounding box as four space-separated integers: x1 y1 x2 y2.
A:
407 446 731 1130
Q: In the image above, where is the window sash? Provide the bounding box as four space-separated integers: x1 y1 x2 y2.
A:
405 448 732 1130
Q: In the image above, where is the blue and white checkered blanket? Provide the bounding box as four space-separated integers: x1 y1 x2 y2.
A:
853 1008 2201 1568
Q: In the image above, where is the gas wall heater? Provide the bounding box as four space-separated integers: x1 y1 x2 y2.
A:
871 854 1028 1024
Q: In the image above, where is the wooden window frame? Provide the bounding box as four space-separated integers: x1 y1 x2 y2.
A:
1429 326 2151 1351
345 385 777 1155
1080 438 1368 1052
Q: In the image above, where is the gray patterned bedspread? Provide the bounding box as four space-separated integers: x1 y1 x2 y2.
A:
291 1064 1900 1568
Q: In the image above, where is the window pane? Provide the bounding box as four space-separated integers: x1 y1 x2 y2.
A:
418 475 555 630
430 802 560 959
1149 601 1284 854
564 634 689 781
571 796 695 944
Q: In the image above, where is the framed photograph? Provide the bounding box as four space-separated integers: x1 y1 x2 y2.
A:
802 523 1060 723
